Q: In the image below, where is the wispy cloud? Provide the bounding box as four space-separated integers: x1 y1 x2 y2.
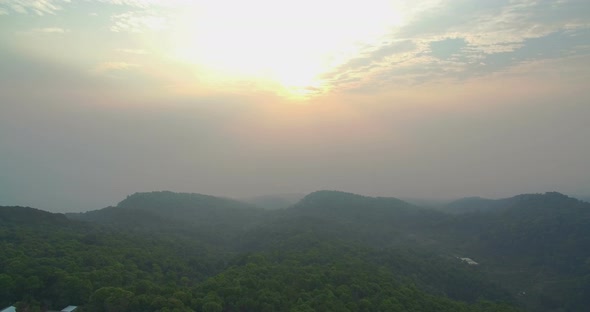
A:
15 27 70 35
110 11 168 33
95 0 160 8
322 0 590 92
2 0 588 96
92 61 140 74
116 48 149 55
0 0 70 15
30 27 69 33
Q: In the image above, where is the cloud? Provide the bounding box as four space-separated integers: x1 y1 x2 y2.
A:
116 48 149 55
338 40 417 72
14 27 70 36
29 27 69 33
2 0 588 97
321 0 590 92
95 0 161 8
110 11 168 33
429 38 466 60
92 61 140 74
0 0 70 15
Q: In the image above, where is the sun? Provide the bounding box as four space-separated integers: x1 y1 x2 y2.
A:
165 0 404 98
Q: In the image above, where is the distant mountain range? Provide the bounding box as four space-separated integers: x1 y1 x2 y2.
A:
240 193 305 210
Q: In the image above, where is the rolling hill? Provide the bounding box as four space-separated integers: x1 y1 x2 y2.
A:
3 190 590 311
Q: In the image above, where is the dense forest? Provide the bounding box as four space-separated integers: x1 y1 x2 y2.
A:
1 190 589 311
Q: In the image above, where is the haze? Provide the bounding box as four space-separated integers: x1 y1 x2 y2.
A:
1 0 589 212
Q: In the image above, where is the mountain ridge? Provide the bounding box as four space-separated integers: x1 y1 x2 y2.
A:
2 190 589 311
0 205 69 225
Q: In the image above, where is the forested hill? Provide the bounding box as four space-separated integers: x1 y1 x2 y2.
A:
3 190 590 311
241 193 304 210
444 192 586 215
278 190 450 247
436 192 590 311
117 191 264 221
66 206 191 232
67 191 274 249
289 190 445 225
441 192 590 242
0 206 68 225
0 201 521 312
443 197 504 214
292 190 416 213
69 191 268 234
446 192 590 265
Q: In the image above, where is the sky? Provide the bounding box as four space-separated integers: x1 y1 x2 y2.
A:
1 0 589 212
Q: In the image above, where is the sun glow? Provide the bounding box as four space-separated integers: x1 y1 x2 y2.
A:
166 0 404 98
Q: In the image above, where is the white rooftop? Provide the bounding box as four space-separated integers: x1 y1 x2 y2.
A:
1 307 16 312
61 306 77 312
